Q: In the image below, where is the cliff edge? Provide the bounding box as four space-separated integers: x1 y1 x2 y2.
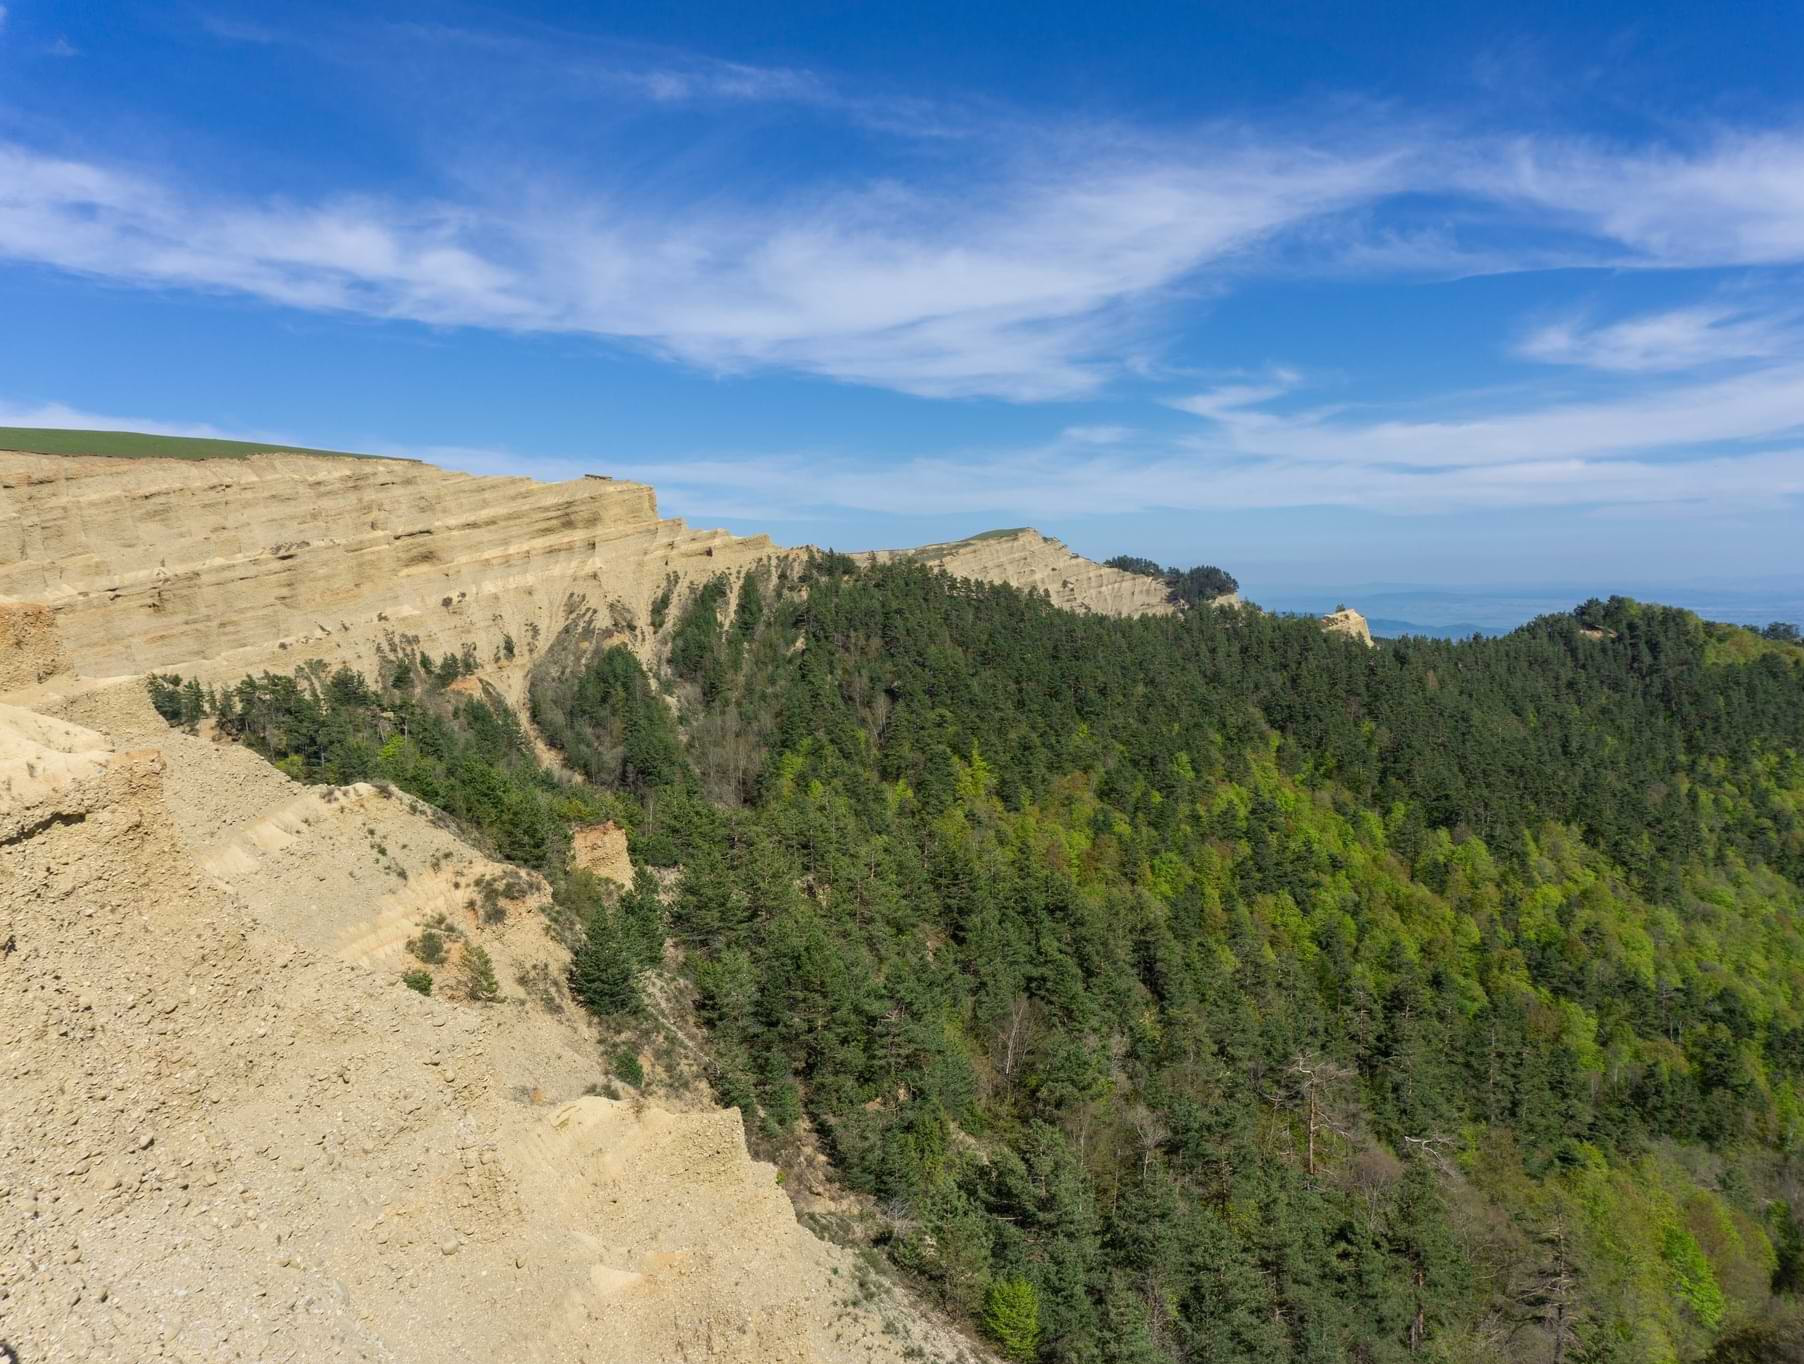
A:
2 452 1175 734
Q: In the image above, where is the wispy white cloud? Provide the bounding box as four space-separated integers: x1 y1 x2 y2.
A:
378 22 837 109
402 396 1804 519
601 56 826 105
198 15 280 45
1060 424 1136 445
0 133 1411 399
0 397 248 439
341 21 966 140
1173 360 1804 467
3 86 1804 402
1516 300 1801 372
592 441 1804 524
1464 132 1804 267
1166 370 1302 428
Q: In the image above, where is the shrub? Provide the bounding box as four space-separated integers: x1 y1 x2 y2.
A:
401 969 433 996
1705 1314 1804 1363
146 673 207 728
764 1080 801 1132
1665 1223 1727 1330
611 1047 645 1087
474 869 535 924
649 578 675 631
408 928 447 965
147 672 185 723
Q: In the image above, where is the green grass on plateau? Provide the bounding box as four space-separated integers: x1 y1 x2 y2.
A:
0 426 387 461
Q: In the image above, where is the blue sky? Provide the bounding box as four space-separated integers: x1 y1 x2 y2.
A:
2 1 1803 596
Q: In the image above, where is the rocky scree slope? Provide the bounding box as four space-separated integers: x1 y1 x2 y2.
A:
0 691 982 1364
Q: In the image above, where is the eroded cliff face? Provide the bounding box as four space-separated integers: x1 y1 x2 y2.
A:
1 453 1183 731
0 452 785 725
869 529 1181 618
1321 606 1376 647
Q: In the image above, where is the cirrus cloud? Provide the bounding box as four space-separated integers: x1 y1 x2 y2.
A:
5 116 1804 401
1515 300 1802 372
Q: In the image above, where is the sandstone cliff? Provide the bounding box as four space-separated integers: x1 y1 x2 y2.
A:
1 452 1179 734
0 452 785 728
868 529 1179 617
1321 606 1375 646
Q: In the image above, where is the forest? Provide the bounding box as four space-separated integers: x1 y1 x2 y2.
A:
153 559 1804 1364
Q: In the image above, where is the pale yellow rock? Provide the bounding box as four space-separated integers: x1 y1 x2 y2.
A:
2 452 1168 724
1321 606 1375 646
0 601 64 689
0 701 113 812
0 451 782 718
0 699 983 1364
868 527 1180 617
571 819 634 886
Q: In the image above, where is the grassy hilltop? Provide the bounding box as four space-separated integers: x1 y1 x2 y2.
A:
0 425 384 461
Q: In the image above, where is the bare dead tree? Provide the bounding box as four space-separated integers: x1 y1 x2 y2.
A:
1280 1052 1358 1176
1126 1102 1170 1179
1339 1144 1403 1221
1512 1216 1579 1364
1402 1132 1458 1175
996 995 1037 1099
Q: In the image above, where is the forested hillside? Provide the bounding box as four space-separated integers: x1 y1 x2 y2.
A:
160 560 1804 1363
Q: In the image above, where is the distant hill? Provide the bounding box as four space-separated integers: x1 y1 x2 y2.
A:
1367 617 1509 640
0 425 384 461
1262 584 1804 636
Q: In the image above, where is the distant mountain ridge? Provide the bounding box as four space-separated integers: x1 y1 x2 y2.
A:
1258 584 1804 636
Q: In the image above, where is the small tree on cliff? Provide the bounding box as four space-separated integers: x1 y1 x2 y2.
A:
458 942 500 1003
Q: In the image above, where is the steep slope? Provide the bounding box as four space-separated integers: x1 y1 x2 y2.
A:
0 446 1204 1364
0 452 782 728
1 452 1176 735
0 699 980 1364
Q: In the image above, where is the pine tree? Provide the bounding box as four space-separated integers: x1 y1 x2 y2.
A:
570 909 640 1015
983 1277 1042 1362
459 942 500 1003
1100 1274 1168 1364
